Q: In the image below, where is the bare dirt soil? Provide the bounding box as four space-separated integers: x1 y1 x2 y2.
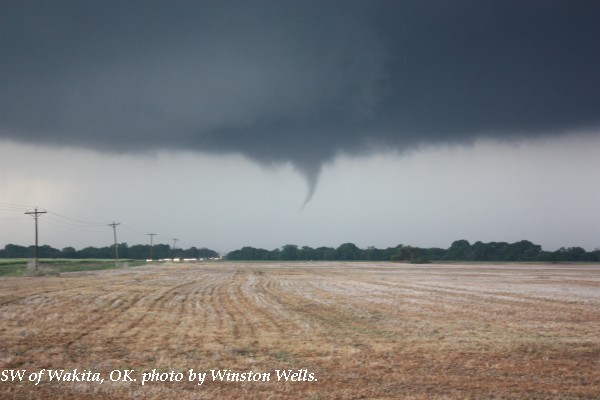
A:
0 262 599 399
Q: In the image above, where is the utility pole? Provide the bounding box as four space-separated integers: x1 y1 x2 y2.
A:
147 233 156 260
108 222 120 267
24 207 47 271
172 238 178 259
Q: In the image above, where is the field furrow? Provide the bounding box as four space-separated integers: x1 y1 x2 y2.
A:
0 262 598 399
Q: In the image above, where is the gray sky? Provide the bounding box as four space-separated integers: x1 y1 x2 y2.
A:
1 1 599 253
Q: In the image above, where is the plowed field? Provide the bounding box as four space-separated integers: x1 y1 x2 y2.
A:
1 262 599 399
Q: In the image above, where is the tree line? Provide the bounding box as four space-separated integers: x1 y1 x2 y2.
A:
226 240 600 263
0 243 219 260
2 240 597 263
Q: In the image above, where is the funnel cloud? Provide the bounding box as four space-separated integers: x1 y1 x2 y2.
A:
1 1 599 203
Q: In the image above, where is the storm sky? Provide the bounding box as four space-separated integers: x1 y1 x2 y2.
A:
1 1 599 253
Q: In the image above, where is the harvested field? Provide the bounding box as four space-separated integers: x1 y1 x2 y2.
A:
0 262 599 399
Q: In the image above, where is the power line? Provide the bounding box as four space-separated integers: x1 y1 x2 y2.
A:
121 224 149 236
2 204 196 255
44 215 108 232
0 202 34 211
46 211 105 227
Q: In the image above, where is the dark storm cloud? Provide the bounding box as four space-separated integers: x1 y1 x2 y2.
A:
1 1 599 201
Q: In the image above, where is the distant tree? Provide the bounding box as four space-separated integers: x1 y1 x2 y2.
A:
182 246 199 259
116 242 129 259
391 245 429 263
61 246 77 259
38 245 61 258
378 245 403 261
299 246 317 260
336 243 361 260
126 244 150 259
269 248 281 260
227 246 271 260
316 247 336 260
421 247 446 261
445 240 471 260
280 244 299 260
487 242 509 260
197 247 219 259
554 247 587 262
507 240 541 261
77 246 104 259
3 244 29 258
469 241 490 261
152 244 171 259
362 246 376 260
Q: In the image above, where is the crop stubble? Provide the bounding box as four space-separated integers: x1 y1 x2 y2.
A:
0 262 598 399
